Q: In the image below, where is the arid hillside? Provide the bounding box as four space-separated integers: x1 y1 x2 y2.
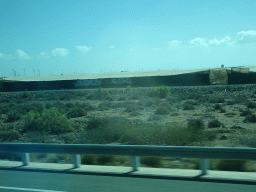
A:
1 84 256 171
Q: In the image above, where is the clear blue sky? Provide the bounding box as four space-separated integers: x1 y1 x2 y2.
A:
1 0 256 77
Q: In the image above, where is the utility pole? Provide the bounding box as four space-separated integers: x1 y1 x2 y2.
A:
38 69 40 76
33 68 35 76
23 69 26 76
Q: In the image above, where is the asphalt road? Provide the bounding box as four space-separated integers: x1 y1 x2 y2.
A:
0 170 255 192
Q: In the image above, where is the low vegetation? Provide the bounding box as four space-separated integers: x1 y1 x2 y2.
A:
22 107 73 134
1 84 256 171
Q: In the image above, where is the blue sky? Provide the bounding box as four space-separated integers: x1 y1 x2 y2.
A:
1 0 256 77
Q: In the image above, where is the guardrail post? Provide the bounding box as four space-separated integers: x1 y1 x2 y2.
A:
72 154 81 168
131 156 140 171
22 153 30 166
199 158 209 175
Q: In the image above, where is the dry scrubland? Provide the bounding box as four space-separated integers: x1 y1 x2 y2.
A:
1 84 256 172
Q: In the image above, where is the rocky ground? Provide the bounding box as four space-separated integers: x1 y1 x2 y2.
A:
1 84 256 171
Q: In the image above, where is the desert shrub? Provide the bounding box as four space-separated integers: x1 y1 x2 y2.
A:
0 152 21 161
209 97 225 103
219 108 226 113
22 90 32 98
170 112 179 116
97 155 115 165
97 101 112 111
187 93 200 100
46 92 59 101
236 137 256 148
163 126 192 146
66 108 87 118
146 85 170 99
158 85 170 99
0 130 21 141
217 159 247 172
213 104 222 110
240 109 252 116
46 155 59 163
198 96 208 103
185 100 199 106
138 98 155 107
155 106 170 115
0 107 10 115
65 102 75 108
187 119 205 133
234 95 247 104
30 102 46 114
86 117 108 130
208 119 221 128
87 91 110 101
59 93 72 100
141 156 163 168
246 102 256 108
204 131 217 141
166 97 178 104
128 94 141 100
86 116 131 131
148 115 162 121
51 102 66 114
125 105 143 113
22 107 73 134
243 114 256 123
81 155 96 165
130 111 141 117
6 111 22 122
35 91 45 99
226 100 235 105
79 102 96 111
183 104 195 110
45 102 53 109
187 119 205 142
118 96 126 101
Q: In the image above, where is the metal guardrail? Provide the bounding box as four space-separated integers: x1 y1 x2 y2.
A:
0 143 256 175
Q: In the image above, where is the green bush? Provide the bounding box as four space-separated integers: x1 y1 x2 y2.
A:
22 107 73 134
243 114 256 123
187 119 205 133
146 85 170 99
209 97 225 103
155 106 170 115
0 152 21 161
213 104 222 110
22 90 32 98
81 155 96 165
208 119 221 128
163 126 193 146
187 119 205 142
97 155 115 165
236 137 256 148
79 102 96 111
246 102 256 108
65 102 76 108
0 130 21 141
240 109 252 116
6 111 22 122
217 159 247 172
66 108 87 118
141 156 163 168
183 104 195 110
125 105 143 113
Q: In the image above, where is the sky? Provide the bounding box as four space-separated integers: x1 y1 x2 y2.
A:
0 0 256 77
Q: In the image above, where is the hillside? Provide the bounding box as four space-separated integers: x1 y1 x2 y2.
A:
1 84 256 171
